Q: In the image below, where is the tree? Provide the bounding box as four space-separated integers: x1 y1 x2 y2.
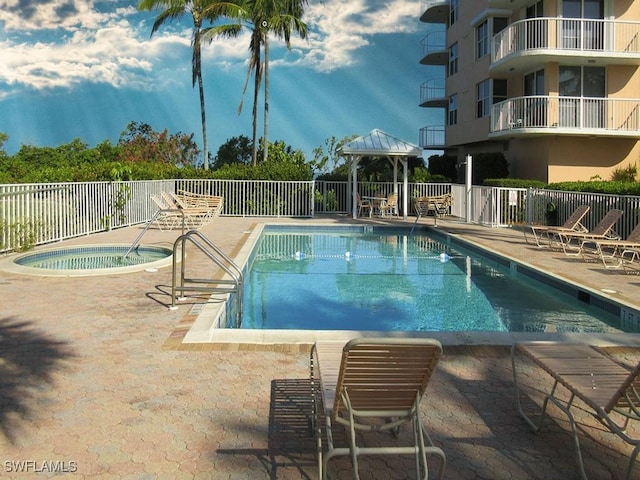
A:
0 132 8 160
118 121 200 167
138 0 219 170
205 0 307 166
212 135 253 169
312 134 358 177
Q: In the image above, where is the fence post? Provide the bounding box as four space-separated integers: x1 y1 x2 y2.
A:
465 155 472 223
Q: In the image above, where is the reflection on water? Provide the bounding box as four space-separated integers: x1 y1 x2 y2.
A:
239 228 624 333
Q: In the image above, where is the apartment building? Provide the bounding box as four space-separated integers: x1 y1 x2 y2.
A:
419 0 640 183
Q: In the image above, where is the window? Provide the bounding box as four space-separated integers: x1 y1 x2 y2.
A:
477 80 490 118
450 0 458 26
477 20 489 58
524 69 546 127
493 17 508 35
493 79 508 104
448 94 458 125
524 69 545 96
448 43 458 76
478 79 508 118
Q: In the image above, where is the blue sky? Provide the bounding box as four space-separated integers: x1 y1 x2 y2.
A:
0 0 442 162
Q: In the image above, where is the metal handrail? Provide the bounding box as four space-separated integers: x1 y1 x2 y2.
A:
123 209 187 259
171 230 243 327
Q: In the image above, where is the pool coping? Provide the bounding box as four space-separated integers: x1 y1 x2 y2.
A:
174 222 640 348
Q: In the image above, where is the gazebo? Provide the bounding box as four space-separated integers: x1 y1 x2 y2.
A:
337 129 422 219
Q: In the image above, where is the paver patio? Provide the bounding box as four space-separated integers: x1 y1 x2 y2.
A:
1 215 639 479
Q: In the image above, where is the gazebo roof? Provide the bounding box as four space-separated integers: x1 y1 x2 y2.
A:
338 129 422 157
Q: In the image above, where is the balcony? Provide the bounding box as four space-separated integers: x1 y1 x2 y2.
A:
420 125 446 149
491 18 640 74
420 31 447 65
489 96 640 138
420 0 449 24
420 78 446 108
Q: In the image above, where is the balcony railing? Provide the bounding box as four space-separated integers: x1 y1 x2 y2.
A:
420 31 447 65
419 125 445 149
420 78 446 107
490 96 640 136
492 18 640 67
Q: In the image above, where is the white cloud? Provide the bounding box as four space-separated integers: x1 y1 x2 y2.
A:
0 0 420 93
0 2 185 92
290 0 421 72
0 0 108 31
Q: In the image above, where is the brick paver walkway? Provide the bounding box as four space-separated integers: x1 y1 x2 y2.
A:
0 215 639 479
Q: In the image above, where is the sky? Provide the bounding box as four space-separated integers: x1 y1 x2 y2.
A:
0 0 443 163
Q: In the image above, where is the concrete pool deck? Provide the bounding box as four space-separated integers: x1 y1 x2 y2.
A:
1 215 640 479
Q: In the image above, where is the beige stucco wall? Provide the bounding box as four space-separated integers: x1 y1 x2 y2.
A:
506 136 640 183
440 0 640 183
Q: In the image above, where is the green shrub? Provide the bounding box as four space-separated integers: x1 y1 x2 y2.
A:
484 178 547 188
547 181 640 196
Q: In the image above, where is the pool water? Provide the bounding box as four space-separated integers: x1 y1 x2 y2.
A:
239 226 625 333
15 245 172 270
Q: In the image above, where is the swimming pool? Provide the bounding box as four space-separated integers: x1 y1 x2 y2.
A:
237 225 628 333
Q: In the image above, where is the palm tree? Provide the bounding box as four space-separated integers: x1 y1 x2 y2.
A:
261 0 307 162
138 0 219 170
206 0 307 166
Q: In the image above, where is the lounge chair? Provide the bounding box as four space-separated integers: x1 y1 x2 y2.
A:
511 341 640 480
579 222 640 270
150 194 186 231
523 204 590 247
310 337 446 480
163 191 221 230
550 208 623 256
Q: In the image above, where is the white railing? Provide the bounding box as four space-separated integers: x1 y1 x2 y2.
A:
491 96 640 134
175 179 315 217
0 180 174 251
420 30 447 59
493 17 640 64
420 78 446 105
3 179 640 253
419 125 446 148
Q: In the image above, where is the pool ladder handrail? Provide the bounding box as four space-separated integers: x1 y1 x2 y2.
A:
171 230 243 327
123 209 188 260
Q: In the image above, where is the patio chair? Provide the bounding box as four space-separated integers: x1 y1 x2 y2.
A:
379 192 399 217
310 337 446 480
511 341 640 480
549 208 623 256
579 221 640 270
411 193 452 229
356 193 372 217
523 204 590 247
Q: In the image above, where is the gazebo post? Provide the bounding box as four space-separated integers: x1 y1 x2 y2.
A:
402 158 408 219
351 155 360 219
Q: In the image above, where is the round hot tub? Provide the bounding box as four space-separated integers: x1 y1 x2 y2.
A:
3 244 173 277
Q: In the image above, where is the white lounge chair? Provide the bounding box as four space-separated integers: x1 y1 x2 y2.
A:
512 341 640 480
523 204 590 247
311 337 446 480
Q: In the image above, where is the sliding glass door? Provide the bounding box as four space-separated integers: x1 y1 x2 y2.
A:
561 0 604 50
559 66 605 128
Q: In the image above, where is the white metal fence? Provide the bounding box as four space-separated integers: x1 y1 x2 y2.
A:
2 179 640 253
